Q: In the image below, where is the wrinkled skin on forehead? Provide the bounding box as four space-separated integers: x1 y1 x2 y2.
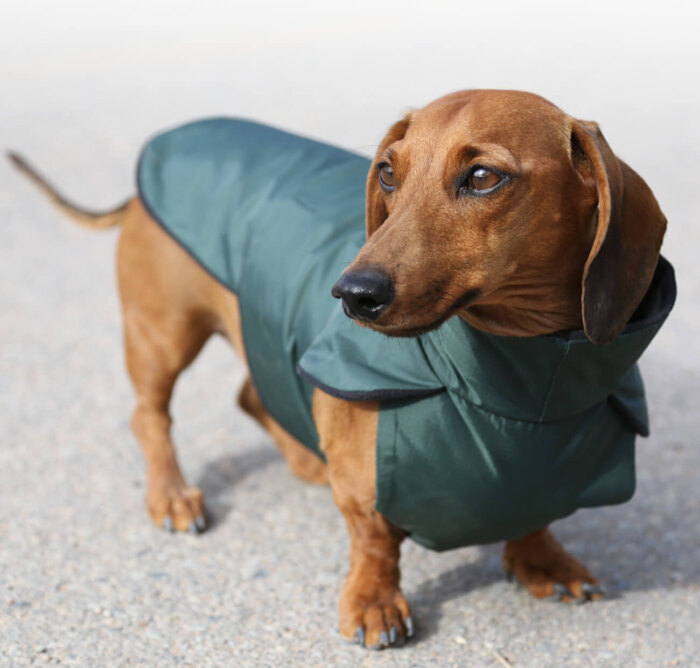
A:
349 89 600 338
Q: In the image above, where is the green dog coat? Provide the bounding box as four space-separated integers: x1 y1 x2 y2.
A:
137 118 676 551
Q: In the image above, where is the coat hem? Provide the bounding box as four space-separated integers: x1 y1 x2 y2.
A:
295 363 445 402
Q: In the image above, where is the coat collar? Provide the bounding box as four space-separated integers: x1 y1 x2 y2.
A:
297 257 675 426
423 255 675 423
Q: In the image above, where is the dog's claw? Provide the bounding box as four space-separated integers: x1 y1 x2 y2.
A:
389 626 397 644
504 569 514 583
355 627 365 647
406 616 414 638
195 515 206 531
162 516 174 533
188 521 199 534
379 630 389 647
581 582 605 600
552 582 575 601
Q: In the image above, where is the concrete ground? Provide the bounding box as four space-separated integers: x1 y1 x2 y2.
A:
1 2 699 666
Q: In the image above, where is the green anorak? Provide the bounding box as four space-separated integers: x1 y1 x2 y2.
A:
137 118 676 551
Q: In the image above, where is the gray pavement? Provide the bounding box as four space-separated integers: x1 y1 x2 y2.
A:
1 2 699 666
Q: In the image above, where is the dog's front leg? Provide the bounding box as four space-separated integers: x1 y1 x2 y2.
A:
313 390 413 649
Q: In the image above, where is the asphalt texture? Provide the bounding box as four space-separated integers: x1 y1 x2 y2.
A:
1 3 699 666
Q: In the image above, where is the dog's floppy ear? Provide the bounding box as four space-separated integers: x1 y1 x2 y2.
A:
571 120 667 344
365 112 413 237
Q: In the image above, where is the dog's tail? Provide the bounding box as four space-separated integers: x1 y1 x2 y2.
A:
6 151 129 230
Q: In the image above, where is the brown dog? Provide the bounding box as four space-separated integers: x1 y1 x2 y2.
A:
10 89 667 649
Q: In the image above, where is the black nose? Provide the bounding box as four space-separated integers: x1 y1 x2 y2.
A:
331 269 395 322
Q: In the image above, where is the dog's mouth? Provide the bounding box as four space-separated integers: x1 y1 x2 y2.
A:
356 288 481 338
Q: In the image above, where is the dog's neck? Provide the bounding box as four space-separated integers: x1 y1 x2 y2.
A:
459 281 583 338
459 306 582 338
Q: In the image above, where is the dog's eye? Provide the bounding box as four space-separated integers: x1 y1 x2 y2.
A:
458 166 505 196
469 167 501 190
377 163 396 192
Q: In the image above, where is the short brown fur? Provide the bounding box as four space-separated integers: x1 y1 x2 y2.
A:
9 89 666 649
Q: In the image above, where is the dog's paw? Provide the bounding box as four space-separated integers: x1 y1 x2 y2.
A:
503 530 604 603
340 588 413 650
147 483 206 534
505 567 605 603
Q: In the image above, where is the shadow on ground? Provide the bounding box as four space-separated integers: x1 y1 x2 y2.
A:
196 444 281 530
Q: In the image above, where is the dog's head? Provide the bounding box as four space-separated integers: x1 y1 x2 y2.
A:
332 90 666 343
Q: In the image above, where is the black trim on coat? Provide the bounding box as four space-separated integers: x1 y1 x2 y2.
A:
296 363 445 402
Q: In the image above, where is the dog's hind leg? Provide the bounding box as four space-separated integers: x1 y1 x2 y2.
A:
123 311 211 533
117 200 216 533
238 377 328 484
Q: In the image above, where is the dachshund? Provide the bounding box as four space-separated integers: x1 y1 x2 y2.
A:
9 89 670 650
